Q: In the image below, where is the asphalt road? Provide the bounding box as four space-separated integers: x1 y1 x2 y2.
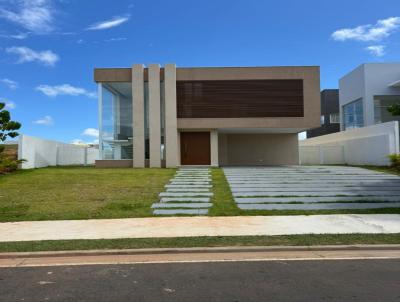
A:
1 259 399 302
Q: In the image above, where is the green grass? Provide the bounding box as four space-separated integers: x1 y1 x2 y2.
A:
209 168 239 216
1 234 399 253
0 166 175 222
1 165 400 222
359 165 400 176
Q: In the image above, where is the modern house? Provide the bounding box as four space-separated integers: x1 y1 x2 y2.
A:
339 63 400 131
94 65 320 168
307 89 340 138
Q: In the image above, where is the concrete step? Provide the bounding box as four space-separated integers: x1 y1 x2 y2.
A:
232 191 400 197
160 192 213 197
153 209 209 215
234 196 400 203
160 197 211 203
166 188 210 192
237 202 400 211
152 203 212 208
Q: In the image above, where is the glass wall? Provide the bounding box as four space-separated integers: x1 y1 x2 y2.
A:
343 99 364 130
374 96 400 124
100 83 133 160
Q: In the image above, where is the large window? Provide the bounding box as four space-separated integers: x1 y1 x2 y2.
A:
100 83 133 160
343 99 364 130
374 96 400 124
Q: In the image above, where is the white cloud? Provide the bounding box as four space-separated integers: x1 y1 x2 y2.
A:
0 32 30 39
87 15 130 30
6 46 59 66
82 128 99 137
33 115 53 126
365 45 386 57
332 17 400 42
36 84 97 98
0 98 16 110
104 37 127 42
71 138 99 145
5 101 16 109
0 0 55 34
1 78 18 89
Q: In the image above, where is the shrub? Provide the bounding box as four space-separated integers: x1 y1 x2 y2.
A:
388 154 400 170
0 154 25 174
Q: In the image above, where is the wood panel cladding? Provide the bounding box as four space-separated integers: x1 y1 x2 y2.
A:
177 79 304 118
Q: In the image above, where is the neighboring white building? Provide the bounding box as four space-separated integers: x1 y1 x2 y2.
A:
339 63 400 131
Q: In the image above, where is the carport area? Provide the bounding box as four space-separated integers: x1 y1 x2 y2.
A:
223 166 400 210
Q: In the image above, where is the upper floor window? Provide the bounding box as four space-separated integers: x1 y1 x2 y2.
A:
329 113 340 124
343 99 363 130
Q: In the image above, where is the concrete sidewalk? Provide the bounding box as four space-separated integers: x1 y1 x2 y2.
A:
1 214 400 242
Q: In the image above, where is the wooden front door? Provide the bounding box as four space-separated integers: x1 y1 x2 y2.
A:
180 132 211 165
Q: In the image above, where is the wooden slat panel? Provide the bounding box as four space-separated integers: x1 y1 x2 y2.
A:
177 79 304 118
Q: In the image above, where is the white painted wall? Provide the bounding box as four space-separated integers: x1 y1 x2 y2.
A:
299 121 399 166
18 135 99 169
339 63 400 129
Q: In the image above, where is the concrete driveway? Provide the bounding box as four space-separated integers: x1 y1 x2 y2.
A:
223 166 400 210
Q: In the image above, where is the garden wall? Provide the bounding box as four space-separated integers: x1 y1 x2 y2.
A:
299 121 399 166
18 135 99 169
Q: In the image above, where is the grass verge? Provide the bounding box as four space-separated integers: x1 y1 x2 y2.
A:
1 234 399 253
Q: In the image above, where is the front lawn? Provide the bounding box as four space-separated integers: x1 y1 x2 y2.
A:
0 166 175 222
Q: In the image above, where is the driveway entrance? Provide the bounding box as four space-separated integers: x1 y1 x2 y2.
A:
223 166 400 210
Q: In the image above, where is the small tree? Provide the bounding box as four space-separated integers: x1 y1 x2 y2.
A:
387 103 400 116
0 102 21 153
0 102 22 173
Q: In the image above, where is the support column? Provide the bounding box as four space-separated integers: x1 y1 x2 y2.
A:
164 64 178 168
148 64 161 167
210 130 219 167
132 64 145 168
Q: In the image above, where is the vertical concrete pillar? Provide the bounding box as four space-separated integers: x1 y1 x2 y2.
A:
132 64 145 168
210 130 219 167
148 64 161 167
164 64 178 168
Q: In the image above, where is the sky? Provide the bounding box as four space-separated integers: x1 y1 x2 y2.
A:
0 0 400 144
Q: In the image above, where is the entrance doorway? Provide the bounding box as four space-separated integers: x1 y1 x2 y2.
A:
180 132 211 165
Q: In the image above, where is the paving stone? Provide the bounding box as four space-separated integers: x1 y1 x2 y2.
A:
170 181 211 184
229 186 400 192
151 203 212 208
166 188 210 192
237 202 400 210
234 196 400 203
225 175 399 179
153 209 209 215
165 184 212 188
160 197 210 203
160 192 213 197
232 191 400 197
227 180 400 185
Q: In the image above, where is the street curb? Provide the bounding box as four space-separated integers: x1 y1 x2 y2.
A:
1 244 400 259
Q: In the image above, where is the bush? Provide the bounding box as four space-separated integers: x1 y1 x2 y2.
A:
388 154 400 170
0 154 24 174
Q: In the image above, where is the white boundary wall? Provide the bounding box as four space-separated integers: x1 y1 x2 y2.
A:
299 121 399 166
18 135 99 169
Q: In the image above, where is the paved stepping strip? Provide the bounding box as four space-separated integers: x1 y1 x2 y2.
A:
223 167 400 211
152 168 213 215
